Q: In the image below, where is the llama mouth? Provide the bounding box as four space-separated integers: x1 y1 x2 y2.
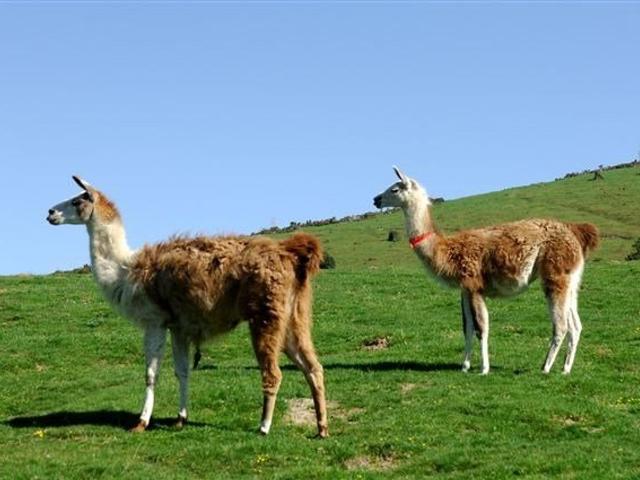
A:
47 215 61 225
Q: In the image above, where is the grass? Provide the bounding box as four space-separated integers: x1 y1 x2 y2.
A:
1 168 640 478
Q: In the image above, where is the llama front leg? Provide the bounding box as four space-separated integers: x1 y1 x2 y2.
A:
131 325 167 432
460 291 474 372
469 292 490 375
170 330 190 427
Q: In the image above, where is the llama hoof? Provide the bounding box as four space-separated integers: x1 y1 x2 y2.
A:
129 420 148 433
461 362 471 373
480 369 490 376
316 426 329 439
173 415 187 429
561 369 571 375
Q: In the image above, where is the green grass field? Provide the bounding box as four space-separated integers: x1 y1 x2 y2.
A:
1 167 639 478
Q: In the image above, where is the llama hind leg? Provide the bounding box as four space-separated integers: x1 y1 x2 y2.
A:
563 285 582 374
542 286 570 374
131 325 167 432
170 330 190 427
461 291 475 372
249 318 286 435
285 328 328 438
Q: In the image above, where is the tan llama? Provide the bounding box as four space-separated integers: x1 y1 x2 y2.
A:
47 176 328 437
374 167 598 375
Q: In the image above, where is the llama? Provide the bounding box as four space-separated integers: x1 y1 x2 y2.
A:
373 167 599 375
47 176 328 437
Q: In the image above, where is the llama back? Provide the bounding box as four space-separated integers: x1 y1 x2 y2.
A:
131 236 249 315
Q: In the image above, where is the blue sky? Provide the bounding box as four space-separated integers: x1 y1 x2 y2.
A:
1 2 639 274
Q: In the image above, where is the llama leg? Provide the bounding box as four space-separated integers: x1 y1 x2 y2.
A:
249 319 285 435
170 330 190 427
285 329 328 438
131 325 167 432
461 291 474 372
469 293 490 375
563 285 582 374
542 286 570 374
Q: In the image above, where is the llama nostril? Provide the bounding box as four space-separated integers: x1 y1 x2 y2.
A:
48 209 55 215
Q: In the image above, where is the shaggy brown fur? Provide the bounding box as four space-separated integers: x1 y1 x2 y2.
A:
131 233 328 436
415 219 598 297
374 168 599 374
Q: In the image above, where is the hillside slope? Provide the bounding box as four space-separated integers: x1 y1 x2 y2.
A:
291 166 640 270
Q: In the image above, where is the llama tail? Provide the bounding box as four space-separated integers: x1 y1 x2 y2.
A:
281 233 323 285
567 222 600 256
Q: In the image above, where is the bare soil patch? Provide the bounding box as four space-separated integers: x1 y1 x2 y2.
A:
362 336 390 351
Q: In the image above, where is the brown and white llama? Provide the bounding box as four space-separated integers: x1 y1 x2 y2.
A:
373 167 599 375
47 176 328 437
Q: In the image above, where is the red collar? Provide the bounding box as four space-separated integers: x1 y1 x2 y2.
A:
409 232 434 249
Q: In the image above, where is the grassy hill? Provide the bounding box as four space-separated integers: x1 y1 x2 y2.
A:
1 167 639 478
297 165 640 270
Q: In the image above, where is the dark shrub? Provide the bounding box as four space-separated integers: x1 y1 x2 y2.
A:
320 252 336 269
626 238 640 261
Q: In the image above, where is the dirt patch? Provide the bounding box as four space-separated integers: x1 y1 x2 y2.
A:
553 414 582 427
362 336 390 351
344 455 397 471
400 383 416 394
284 398 364 427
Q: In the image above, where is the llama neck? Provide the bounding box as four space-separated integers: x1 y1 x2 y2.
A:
86 219 134 293
403 195 437 239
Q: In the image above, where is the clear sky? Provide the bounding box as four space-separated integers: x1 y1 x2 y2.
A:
1 2 639 275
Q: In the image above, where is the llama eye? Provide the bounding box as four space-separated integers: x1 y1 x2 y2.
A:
391 188 399 193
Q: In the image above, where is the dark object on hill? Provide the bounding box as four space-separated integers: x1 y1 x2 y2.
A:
625 238 640 261
387 230 400 242
591 166 605 181
431 197 445 204
74 264 92 274
320 252 336 269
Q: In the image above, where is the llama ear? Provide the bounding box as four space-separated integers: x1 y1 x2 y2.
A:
72 175 96 201
393 166 409 184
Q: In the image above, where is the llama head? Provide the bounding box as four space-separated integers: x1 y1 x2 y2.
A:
47 176 120 226
373 166 430 209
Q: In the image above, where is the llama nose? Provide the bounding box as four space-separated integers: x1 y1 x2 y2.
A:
373 195 381 208
48 209 55 215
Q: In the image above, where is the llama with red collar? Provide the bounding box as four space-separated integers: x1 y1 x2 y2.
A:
47 176 328 437
374 167 598 375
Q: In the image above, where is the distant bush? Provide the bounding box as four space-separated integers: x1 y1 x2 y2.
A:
254 208 401 236
320 252 336 270
626 239 640 261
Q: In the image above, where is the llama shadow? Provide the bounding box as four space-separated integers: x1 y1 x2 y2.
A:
5 410 210 431
243 360 461 373
321 361 461 372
